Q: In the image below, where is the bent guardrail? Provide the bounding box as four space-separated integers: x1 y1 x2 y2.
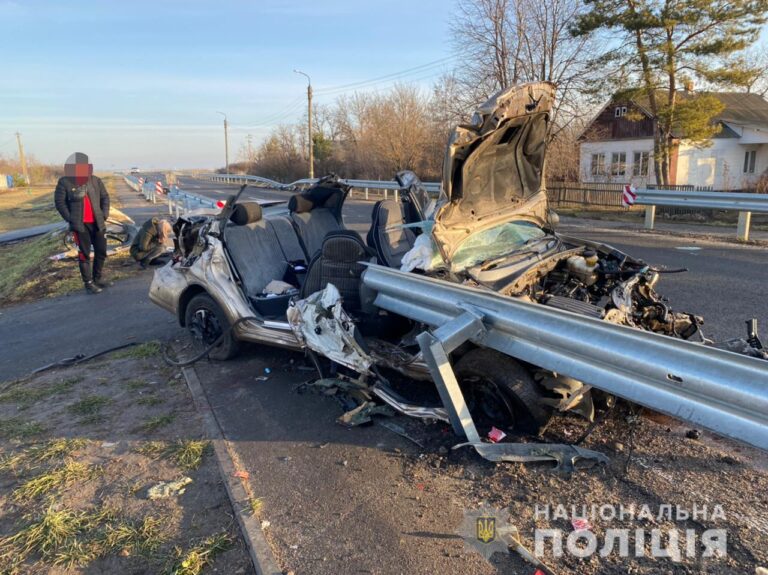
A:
361 263 768 452
636 188 768 241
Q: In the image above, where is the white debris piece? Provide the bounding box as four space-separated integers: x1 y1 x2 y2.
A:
400 233 440 272
287 283 374 374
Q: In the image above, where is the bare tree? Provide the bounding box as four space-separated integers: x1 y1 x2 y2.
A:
451 0 598 140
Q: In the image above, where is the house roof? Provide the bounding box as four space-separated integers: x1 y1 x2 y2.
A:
583 90 768 141
711 92 768 127
633 90 768 126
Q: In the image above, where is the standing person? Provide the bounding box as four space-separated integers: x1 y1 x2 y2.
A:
54 152 111 294
130 217 172 268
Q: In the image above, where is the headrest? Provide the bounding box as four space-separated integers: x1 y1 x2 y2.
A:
377 200 405 227
288 194 314 214
230 202 263 225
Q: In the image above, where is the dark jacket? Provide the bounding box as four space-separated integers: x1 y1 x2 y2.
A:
130 217 162 259
54 176 110 232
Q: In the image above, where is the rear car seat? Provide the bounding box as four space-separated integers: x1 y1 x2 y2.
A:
300 230 374 315
224 203 300 318
366 199 416 268
288 191 344 258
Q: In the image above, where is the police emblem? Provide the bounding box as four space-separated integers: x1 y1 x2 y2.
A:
457 504 513 561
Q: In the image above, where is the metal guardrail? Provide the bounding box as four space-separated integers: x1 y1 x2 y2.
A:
636 188 768 241
124 176 220 216
202 173 442 198
361 263 768 452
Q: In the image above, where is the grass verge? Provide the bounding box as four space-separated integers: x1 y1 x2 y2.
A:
0 186 60 233
0 341 250 574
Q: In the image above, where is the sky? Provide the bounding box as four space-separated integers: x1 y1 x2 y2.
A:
0 0 453 170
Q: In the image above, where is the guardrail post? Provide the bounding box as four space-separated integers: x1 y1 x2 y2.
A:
365 187 369 200
644 205 656 230
737 211 751 242
384 189 388 200
395 190 399 202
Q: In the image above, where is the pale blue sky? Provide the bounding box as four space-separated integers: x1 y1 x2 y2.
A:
0 0 453 169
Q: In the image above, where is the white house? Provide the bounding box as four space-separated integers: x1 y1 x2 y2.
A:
578 91 768 190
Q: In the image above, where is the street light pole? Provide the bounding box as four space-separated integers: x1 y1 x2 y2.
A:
15 132 29 185
217 111 229 175
293 69 313 179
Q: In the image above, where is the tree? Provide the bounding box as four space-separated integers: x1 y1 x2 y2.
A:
450 0 598 141
572 0 768 185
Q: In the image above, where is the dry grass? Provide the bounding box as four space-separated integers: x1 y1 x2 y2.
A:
12 461 100 503
133 440 209 470
0 377 81 407
0 438 88 473
169 440 210 470
138 413 176 433
164 532 233 575
0 505 165 569
114 341 162 359
0 418 46 440
248 497 263 515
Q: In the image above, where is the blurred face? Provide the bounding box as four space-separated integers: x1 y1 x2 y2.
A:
64 155 93 186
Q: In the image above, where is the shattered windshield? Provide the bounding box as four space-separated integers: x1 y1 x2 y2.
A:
450 221 547 271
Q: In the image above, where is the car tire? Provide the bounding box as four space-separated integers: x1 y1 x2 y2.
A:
454 348 551 434
184 293 240 361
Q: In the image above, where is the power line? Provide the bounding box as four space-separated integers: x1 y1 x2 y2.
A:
314 56 457 95
239 55 457 131
243 95 306 128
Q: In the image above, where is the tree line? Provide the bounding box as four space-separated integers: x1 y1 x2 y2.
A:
236 0 768 187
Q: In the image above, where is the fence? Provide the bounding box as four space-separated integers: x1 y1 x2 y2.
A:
548 182 719 212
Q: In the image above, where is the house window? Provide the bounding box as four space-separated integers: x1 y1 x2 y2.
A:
611 152 627 176
633 151 650 176
590 153 606 176
614 106 628 117
743 150 756 174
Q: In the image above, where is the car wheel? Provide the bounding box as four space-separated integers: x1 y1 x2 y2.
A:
454 348 551 434
184 293 240 360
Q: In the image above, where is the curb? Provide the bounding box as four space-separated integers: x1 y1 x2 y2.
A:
182 366 282 575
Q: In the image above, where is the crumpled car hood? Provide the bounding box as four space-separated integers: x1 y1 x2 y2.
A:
434 82 555 262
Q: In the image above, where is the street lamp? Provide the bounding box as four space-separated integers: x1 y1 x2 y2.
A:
217 111 229 175
293 69 313 179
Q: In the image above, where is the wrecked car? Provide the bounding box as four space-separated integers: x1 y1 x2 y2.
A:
149 81 765 445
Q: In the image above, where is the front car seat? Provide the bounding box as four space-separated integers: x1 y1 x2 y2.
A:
366 199 416 268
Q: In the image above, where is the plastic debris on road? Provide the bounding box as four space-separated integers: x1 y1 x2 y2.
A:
487 426 507 443
571 517 592 532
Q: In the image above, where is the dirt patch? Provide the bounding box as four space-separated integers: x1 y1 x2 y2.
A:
0 343 254 574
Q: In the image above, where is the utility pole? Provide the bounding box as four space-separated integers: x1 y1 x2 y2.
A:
15 132 29 185
217 111 229 174
246 133 254 165
293 69 313 179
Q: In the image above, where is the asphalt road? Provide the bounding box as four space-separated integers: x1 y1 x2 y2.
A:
177 176 767 342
